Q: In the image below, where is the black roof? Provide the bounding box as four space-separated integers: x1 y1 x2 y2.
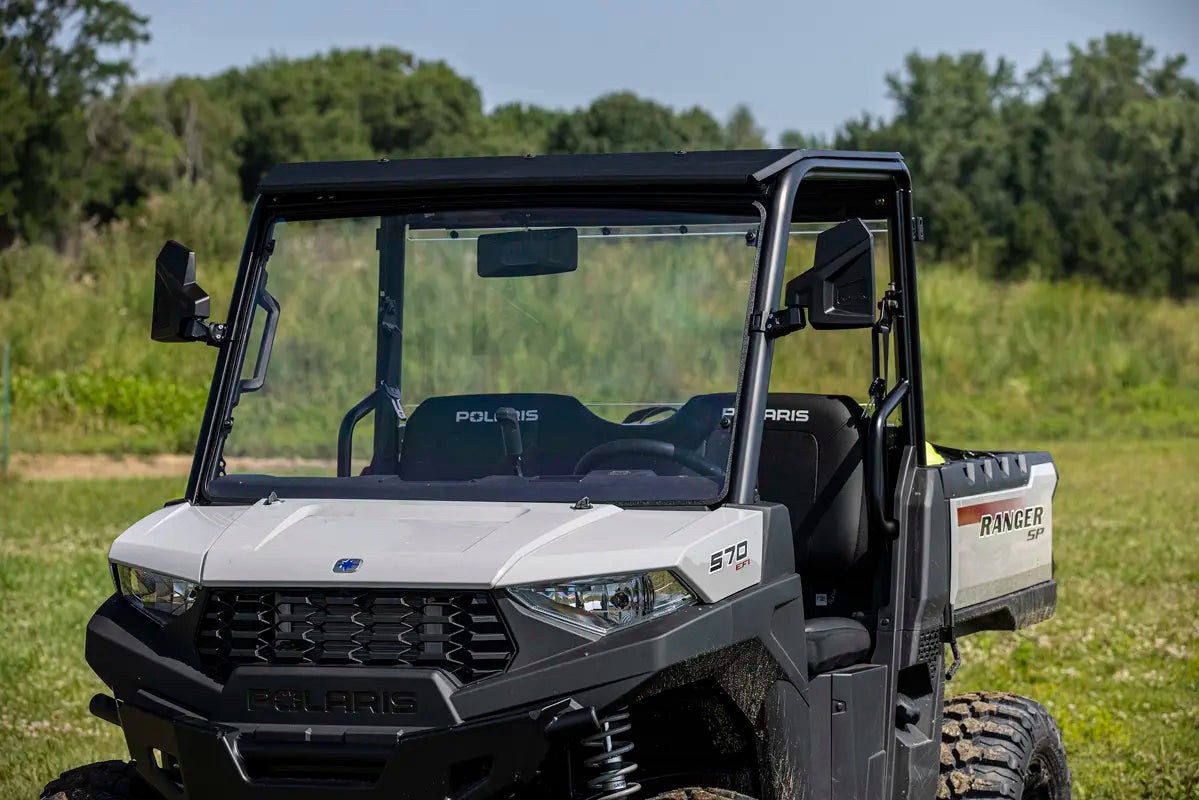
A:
257 149 905 196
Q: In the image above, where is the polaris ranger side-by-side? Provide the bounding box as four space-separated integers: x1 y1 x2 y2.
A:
45 149 1069 800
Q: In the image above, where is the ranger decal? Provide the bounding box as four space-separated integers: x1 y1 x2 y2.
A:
957 499 1047 541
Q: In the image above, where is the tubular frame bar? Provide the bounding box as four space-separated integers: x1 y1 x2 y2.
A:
186 199 269 503
729 167 800 503
729 156 921 503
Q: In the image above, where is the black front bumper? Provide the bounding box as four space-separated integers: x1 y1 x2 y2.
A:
88 573 809 799
117 695 582 800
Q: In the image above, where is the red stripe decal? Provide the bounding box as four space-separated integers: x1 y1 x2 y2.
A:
956 497 1027 526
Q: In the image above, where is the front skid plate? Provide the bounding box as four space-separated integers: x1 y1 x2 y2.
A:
120 699 571 800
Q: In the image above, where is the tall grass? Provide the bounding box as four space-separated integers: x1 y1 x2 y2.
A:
1 193 1196 457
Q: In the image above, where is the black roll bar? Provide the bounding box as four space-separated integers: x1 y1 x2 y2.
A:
337 389 378 477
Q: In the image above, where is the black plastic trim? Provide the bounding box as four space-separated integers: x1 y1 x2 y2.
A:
116 694 577 800
90 693 120 726
953 579 1057 637
938 450 1056 498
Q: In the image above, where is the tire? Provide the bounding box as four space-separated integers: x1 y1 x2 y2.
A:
646 791 757 800
40 761 159 800
939 692 1072 800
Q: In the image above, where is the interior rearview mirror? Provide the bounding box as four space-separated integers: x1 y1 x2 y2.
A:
152 240 213 343
477 228 578 278
784 218 876 329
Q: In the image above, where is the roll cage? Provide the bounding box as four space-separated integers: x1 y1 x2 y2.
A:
184 149 926 507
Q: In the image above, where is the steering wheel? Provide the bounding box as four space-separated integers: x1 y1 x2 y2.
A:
620 405 677 424
573 439 725 479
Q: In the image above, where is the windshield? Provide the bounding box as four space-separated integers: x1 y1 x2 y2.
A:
211 205 761 504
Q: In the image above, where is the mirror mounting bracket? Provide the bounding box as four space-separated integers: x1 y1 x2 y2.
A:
754 306 807 339
180 319 227 347
869 284 902 405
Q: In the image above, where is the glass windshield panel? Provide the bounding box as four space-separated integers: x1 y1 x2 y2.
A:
216 206 760 504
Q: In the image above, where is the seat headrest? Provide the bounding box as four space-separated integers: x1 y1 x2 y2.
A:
760 393 864 435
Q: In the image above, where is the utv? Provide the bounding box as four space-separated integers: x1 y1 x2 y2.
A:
46 149 1069 800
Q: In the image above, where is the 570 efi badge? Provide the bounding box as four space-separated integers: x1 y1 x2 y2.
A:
710 539 750 573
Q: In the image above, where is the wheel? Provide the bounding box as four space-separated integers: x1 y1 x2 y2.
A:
40 761 158 800
645 791 757 800
940 692 1072 799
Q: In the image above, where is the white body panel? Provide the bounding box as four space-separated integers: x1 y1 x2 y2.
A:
108 504 251 582
108 498 764 603
950 462 1057 607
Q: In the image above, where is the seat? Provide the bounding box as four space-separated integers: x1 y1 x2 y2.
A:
398 393 735 481
757 393 868 578
755 393 873 673
804 617 872 674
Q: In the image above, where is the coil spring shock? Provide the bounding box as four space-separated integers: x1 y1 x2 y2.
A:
582 709 640 799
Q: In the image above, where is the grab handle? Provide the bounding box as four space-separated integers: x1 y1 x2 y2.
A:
238 287 280 393
868 379 908 537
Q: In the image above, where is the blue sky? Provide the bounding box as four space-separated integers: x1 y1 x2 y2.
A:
128 0 1198 140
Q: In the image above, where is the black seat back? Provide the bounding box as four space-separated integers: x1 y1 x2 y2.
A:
398 393 734 481
756 393 868 579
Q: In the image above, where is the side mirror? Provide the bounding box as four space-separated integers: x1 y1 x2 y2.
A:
152 240 221 344
783 218 876 329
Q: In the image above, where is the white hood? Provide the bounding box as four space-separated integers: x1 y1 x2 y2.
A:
109 498 764 603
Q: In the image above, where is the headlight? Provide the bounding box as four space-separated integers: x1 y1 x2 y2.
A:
508 571 695 635
113 563 199 624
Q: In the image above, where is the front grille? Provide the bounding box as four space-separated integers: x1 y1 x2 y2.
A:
197 589 516 684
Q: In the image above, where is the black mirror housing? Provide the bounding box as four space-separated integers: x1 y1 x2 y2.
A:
477 228 578 278
784 218 876 329
152 240 215 343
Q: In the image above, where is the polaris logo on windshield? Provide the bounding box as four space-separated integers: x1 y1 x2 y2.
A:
721 408 810 423
455 409 539 423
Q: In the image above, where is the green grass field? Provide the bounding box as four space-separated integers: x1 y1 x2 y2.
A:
0 439 1196 799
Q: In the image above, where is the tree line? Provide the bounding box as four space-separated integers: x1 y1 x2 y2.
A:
2 1 1197 296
